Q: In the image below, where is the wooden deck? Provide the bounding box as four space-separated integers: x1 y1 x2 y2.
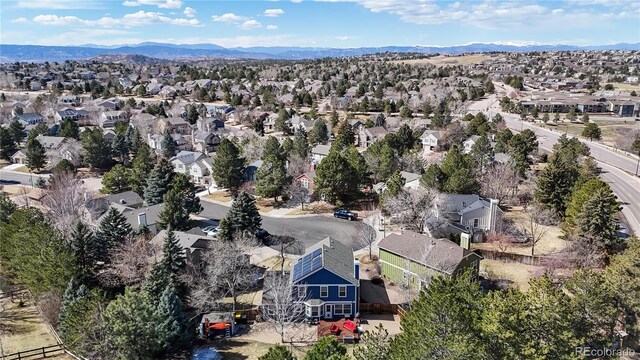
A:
317 319 360 343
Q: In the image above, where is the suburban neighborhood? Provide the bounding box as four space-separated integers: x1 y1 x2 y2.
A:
1 1 640 359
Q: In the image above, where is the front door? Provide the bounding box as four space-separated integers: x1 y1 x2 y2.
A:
324 304 333 319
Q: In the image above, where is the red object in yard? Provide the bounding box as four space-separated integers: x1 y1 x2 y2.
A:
344 320 357 333
209 322 231 330
330 323 340 335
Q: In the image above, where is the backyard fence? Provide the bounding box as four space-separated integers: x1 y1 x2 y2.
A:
3 344 65 360
477 248 560 266
359 303 406 315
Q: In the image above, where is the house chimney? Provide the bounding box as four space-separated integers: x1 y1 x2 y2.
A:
488 199 499 232
354 260 360 281
138 212 147 226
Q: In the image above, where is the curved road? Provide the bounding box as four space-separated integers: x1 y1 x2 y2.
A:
198 201 363 252
467 92 640 236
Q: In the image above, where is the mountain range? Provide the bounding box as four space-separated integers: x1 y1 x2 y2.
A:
1 42 638 63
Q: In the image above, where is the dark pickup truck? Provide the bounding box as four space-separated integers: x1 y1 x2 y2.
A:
333 209 358 221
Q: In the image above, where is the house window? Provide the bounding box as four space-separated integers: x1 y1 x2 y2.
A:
301 178 309 189
471 261 478 270
338 286 347 297
334 304 352 315
473 218 479 227
320 286 328 298
298 286 306 299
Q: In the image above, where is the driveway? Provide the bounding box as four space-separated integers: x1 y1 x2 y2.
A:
198 201 366 252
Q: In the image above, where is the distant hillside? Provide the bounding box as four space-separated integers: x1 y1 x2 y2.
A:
1 42 638 63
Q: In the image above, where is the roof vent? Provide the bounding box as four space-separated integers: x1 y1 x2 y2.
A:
119 199 126 204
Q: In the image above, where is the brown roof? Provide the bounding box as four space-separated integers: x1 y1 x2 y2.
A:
378 231 478 275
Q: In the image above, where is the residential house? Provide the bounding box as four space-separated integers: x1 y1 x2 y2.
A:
158 117 190 134
462 135 480 154
244 160 264 181
400 171 421 189
263 113 278 132
421 130 444 154
378 231 482 290
189 157 215 185
12 113 45 126
10 150 27 164
289 116 316 133
59 96 81 107
358 126 387 148
295 171 316 192
35 135 67 150
151 229 212 266
104 203 163 234
147 133 189 153
99 111 129 129
192 129 221 154
171 150 207 175
54 108 89 122
430 194 502 242
311 144 331 166
97 100 118 111
288 237 359 320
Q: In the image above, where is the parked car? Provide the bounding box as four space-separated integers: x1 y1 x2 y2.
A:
333 209 358 221
202 225 221 237
256 229 271 243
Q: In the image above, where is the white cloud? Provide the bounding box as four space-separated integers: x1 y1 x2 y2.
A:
264 8 285 17
11 17 29 23
33 11 200 27
122 0 182 9
337 35 350 41
184 7 196 17
212 13 247 23
291 0 303 3
17 0 101 9
266 24 278 30
240 19 262 30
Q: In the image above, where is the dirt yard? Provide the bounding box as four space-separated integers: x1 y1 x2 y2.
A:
480 259 542 291
0 291 61 356
205 190 233 203
494 206 569 256
287 202 333 215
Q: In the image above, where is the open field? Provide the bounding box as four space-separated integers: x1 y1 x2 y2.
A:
600 82 640 91
393 54 492 67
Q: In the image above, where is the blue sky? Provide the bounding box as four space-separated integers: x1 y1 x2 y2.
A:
1 0 639 48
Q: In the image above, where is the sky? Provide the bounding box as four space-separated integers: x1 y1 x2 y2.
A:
1 0 639 48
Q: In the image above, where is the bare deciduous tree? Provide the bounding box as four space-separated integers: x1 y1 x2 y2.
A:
478 163 520 205
353 216 378 261
485 232 516 254
519 202 557 256
383 187 439 234
287 181 310 210
286 154 311 179
41 171 98 233
98 235 160 288
260 271 310 344
189 235 256 313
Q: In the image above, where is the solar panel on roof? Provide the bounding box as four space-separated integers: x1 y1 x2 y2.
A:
312 248 322 258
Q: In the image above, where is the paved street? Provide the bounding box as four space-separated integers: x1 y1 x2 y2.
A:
0 170 49 186
198 201 363 252
467 92 640 236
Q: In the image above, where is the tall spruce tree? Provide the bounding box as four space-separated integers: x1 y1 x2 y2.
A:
161 130 176 158
263 136 285 162
211 139 245 191
131 143 155 195
292 128 309 159
333 121 355 151
26 138 47 171
171 173 202 214
154 285 189 354
145 229 187 299
157 187 190 231
535 154 580 216
95 207 132 263
82 128 111 169
314 149 360 205
69 222 99 282
8 120 25 144
218 191 262 241
144 158 175 205
255 156 290 202
0 127 17 160
308 119 329 145
59 118 80 139
577 188 621 248
58 279 89 339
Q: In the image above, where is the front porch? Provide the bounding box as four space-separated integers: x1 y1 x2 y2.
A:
303 299 355 322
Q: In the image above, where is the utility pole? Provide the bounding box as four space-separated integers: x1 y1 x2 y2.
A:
636 151 639 177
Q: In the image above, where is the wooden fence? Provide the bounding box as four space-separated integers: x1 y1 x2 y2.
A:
3 344 65 360
359 303 405 315
477 248 558 266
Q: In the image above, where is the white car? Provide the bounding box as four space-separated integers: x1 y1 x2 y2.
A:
202 225 221 237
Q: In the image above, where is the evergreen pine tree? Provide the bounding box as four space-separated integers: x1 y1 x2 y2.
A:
535 155 580 216
26 138 47 171
219 191 262 241
111 132 130 165
308 119 329 145
260 345 296 360
158 187 190 231
145 229 187 299
154 285 189 354
577 188 621 248
333 121 355 151
255 156 290 202
263 136 285 162
101 164 132 194
131 143 155 195
81 128 111 169
161 130 176 158
211 139 245 191
314 149 359 205
58 118 79 139
292 128 309 159
8 120 25 144
304 337 348 360
171 173 203 214
127 126 143 157
69 222 99 282
144 158 175 205
469 134 494 172
0 127 17 160
58 279 89 339
95 207 132 263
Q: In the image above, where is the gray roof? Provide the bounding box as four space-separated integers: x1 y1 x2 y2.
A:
166 117 188 126
494 152 511 164
171 150 206 166
439 194 481 213
312 144 331 156
110 203 163 229
151 229 212 254
400 171 421 184
294 237 357 285
35 135 66 149
378 231 478 275
103 191 144 208
421 130 444 140
12 113 44 122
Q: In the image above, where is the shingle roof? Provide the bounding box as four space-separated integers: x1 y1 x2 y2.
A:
294 237 357 285
378 231 476 275
400 171 421 184
104 191 144 208
312 144 331 156
171 150 206 166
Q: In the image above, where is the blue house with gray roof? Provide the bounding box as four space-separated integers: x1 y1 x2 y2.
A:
290 237 360 320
